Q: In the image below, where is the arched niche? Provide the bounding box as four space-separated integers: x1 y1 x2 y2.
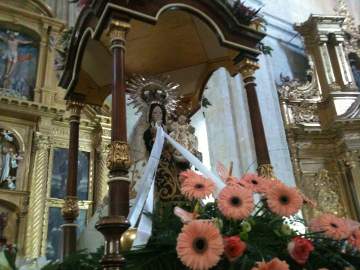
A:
0 127 24 191
0 21 41 101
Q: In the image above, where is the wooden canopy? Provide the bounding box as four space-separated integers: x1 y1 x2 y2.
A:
59 0 265 107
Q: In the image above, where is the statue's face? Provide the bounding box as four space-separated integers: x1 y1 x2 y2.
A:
152 106 163 123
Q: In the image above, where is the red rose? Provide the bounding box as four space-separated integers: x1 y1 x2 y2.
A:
224 236 246 262
287 237 314 265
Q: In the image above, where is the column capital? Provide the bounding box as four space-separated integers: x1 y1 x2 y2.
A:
66 100 85 118
107 19 131 47
238 58 260 80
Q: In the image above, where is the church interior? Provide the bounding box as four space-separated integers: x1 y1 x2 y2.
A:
0 0 360 269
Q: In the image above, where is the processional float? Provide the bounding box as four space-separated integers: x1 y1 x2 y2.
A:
59 1 269 269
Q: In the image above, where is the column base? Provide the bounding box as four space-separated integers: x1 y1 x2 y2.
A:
95 216 130 270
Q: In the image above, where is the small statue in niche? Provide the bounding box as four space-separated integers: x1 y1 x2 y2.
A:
169 114 201 164
0 130 22 190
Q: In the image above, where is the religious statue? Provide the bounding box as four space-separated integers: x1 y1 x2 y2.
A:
0 129 21 190
0 31 32 89
127 74 199 202
170 114 200 165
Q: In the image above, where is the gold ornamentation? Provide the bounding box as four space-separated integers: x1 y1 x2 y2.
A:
66 100 85 117
120 228 137 251
314 169 345 216
106 141 131 171
107 20 130 45
61 196 80 221
26 134 50 257
238 58 259 79
257 164 275 179
291 103 319 124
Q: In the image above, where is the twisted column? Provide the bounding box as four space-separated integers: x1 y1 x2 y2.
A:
238 57 273 177
95 19 131 270
25 133 50 258
61 100 84 258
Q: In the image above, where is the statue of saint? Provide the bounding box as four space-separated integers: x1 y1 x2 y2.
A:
0 130 21 190
170 114 200 165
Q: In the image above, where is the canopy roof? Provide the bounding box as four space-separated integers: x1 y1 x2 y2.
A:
59 0 266 108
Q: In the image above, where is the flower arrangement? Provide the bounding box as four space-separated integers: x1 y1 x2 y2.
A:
160 168 360 270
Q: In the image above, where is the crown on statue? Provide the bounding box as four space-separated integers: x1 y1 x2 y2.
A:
127 74 181 114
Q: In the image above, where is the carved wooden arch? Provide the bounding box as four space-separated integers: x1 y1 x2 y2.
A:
59 0 265 96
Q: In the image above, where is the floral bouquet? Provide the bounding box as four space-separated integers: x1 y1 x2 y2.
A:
130 167 360 270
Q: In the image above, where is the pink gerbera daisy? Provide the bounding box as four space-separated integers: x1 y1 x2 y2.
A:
265 182 303 217
251 258 289 270
176 220 224 270
309 214 351 240
217 186 254 220
348 229 360 250
180 170 215 200
239 173 270 193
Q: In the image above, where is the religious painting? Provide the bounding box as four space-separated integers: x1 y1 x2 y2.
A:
349 52 360 89
0 129 22 190
50 148 89 200
46 207 87 260
0 26 39 100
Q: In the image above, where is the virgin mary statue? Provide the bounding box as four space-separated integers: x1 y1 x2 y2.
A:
79 75 186 251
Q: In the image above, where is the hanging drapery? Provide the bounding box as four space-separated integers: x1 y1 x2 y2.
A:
128 126 225 247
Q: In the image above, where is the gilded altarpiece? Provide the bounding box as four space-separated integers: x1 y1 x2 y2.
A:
0 0 110 259
278 5 360 222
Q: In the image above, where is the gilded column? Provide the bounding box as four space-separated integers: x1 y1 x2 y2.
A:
34 24 50 102
238 56 273 178
95 19 131 270
61 100 84 258
25 133 51 258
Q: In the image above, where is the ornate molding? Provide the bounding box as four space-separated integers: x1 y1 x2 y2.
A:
291 103 319 124
61 196 80 221
106 141 131 171
334 0 360 55
277 71 320 101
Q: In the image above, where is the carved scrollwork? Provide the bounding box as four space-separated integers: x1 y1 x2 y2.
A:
277 58 320 101
291 103 319 124
106 141 131 171
61 196 79 221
